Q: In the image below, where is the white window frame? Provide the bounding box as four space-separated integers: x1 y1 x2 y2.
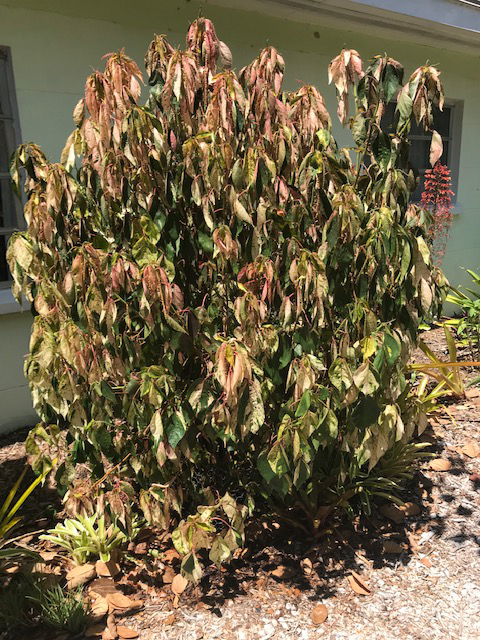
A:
0 45 24 289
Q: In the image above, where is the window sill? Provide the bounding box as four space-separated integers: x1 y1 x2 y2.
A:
0 287 30 315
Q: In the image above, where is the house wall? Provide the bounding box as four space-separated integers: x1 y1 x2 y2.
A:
0 0 479 431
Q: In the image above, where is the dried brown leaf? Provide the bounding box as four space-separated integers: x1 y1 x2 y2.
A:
162 566 175 584
171 573 188 595
429 458 452 471
117 627 139 639
90 578 120 597
461 442 480 458
383 540 404 554
348 571 371 596
270 565 296 580
379 503 404 524
96 560 120 578
106 593 140 611
163 613 176 625
66 563 96 589
91 597 109 621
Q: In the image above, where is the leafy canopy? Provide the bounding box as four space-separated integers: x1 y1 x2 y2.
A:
8 19 447 579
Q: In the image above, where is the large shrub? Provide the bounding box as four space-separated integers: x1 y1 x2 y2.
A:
8 20 447 577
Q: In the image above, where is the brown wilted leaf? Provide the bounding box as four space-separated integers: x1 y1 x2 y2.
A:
383 540 404 554
91 596 109 621
106 614 118 638
400 502 421 517
302 558 313 575
379 503 404 524
106 593 142 612
66 563 96 589
117 627 139 639
90 578 120 597
85 623 105 638
429 458 452 471
134 542 147 555
171 573 188 595
311 603 328 625
420 557 432 568
162 566 175 584
96 560 120 578
163 613 176 625
270 565 296 580
348 571 371 596
461 442 480 458
163 548 180 564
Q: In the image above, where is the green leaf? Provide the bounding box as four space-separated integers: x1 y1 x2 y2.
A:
295 391 311 418
181 551 203 582
384 333 400 366
166 411 187 448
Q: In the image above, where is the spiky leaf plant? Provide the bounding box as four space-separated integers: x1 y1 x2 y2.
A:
8 19 447 579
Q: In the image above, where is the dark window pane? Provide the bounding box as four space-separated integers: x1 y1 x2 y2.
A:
383 103 451 138
382 102 396 131
0 176 15 227
0 119 12 172
0 234 8 281
410 139 430 171
411 172 426 203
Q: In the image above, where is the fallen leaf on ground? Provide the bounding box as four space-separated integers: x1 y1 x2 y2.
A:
429 458 452 471
134 542 147 555
66 563 96 589
379 503 404 524
311 603 328 624
85 623 105 638
420 557 432 568
96 560 120 578
106 614 117 639
117 627 139 639
163 613 176 625
91 597 109 621
383 540 404 554
302 558 313 574
162 566 175 584
163 548 180 564
461 442 480 458
400 502 421 517
171 573 188 595
107 592 142 612
348 571 371 596
270 565 296 580
90 578 120 597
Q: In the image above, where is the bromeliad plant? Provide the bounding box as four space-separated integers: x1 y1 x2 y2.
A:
8 19 448 579
40 514 128 564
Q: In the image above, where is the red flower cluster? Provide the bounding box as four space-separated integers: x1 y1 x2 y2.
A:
420 163 454 267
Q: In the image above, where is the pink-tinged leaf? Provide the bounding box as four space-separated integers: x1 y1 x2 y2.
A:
429 130 443 166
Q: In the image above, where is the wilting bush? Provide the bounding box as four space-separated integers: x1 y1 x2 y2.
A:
8 20 447 578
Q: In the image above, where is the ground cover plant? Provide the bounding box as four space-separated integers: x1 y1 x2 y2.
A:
7 19 448 580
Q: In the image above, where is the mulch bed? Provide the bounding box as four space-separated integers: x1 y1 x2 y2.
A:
1 327 479 640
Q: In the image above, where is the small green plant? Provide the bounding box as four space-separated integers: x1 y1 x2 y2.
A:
0 466 48 563
41 513 127 564
31 584 91 635
0 573 37 630
447 269 480 362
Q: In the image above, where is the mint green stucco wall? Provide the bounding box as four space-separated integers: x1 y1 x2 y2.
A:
0 0 479 431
